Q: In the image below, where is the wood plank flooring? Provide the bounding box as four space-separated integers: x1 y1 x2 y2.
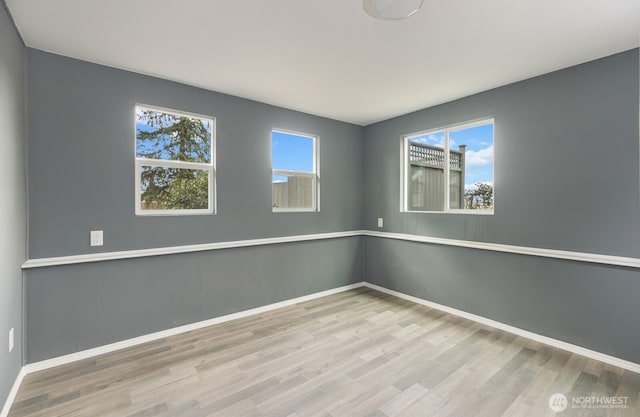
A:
8 287 640 416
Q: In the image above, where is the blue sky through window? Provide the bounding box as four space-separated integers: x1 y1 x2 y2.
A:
450 123 493 189
272 130 314 172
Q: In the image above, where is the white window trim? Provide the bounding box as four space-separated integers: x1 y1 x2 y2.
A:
272 129 319 213
135 104 216 216
401 118 495 214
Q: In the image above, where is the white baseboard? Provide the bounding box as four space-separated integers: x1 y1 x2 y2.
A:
25 280 640 376
24 282 365 374
1 367 26 417
364 282 640 374
23 281 640 375
6 280 640 415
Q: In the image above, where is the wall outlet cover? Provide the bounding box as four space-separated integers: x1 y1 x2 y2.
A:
90 230 104 246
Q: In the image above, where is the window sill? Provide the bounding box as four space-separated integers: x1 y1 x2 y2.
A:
404 209 494 215
272 208 318 213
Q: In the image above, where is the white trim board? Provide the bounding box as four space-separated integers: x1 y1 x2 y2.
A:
1 368 26 417
23 282 365 374
22 230 640 269
362 231 640 268
22 231 363 269
364 282 640 374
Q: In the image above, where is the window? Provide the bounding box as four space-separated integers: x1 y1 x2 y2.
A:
135 105 215 215
272 129 318 211
403 119 494 213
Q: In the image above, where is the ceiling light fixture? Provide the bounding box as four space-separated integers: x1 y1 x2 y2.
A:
363 0 424 21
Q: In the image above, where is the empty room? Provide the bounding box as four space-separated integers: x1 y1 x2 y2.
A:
1 0 639 416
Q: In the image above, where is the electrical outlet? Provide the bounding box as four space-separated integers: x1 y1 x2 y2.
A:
90 230 103 247
377 218 384 228
9 328 14 353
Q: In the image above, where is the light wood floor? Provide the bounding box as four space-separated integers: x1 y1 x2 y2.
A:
8 287 640 417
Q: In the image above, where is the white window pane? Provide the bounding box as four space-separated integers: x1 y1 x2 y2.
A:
449 123 494 210
272 131 314 172
272 173 314 210
407 132 445 211
404 119 494 213
271 129 317 212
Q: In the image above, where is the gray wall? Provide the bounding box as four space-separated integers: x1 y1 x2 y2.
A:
365 50 639 257
26 237 362 362
27 49 364 259
363 49 640 363
25 50 364 362
365 237 640 362
0 1 26 408
22 45 640 368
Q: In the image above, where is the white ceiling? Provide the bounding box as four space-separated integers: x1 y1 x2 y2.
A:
6 0 640 126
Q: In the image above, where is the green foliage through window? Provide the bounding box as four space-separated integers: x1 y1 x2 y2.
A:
140 167 209 210
135 106 214 213
464 183 493 209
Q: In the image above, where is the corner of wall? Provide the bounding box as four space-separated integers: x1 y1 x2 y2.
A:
0 0 27 414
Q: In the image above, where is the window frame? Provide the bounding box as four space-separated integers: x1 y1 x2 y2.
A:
134 104 216 216
401 118 495 215
271 128 319 213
